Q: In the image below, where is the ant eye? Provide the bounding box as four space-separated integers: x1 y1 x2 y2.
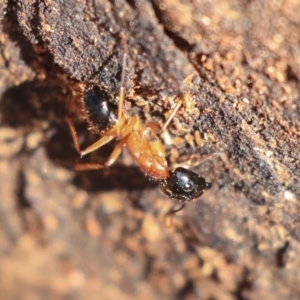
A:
183 182 194 193
159 167 212 202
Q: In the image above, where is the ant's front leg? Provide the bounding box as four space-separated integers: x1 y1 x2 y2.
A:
164 203 186 227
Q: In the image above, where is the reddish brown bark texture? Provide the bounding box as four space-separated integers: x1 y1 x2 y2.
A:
1 0 300 299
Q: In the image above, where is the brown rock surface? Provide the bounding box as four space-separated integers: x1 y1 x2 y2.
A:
1 0 300 299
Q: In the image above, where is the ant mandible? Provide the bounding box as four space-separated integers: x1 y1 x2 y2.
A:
67 44 212 215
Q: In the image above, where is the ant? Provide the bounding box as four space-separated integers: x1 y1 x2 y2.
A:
67 45 212 217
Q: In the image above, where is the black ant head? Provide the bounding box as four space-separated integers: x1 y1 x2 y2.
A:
159 167 212 202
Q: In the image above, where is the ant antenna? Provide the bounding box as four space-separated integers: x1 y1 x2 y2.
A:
172 153 214 170
164 203 186 227
117 36 128 138
189 153 213 168
160 101 182 134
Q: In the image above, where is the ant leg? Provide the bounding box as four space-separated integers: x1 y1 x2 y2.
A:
117 38 128 138
160 101 182 134
66 91 84 155
81 115 139 157
118 115 139 140
80 135 115 157
67 117 82 155
66 104 108 169
75 163 105 171
74 137 127 171
105 137 127 167
66 116 108 170
164 203 186 227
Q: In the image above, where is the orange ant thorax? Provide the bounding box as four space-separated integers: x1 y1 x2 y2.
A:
126 120 169 179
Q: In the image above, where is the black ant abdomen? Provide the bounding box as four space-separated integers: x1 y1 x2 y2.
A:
159 167 212 202
84 85 118 132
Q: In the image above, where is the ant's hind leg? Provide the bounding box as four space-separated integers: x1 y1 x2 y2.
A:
74 137 127 171
80 135 115 157
80 114 139 157
67 117 82 155
74 162 105 171
66 92 83 155
67 117 115 157
117 38 128 138
67 112 117 158
105 137 127 167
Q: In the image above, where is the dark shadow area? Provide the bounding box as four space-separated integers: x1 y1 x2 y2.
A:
72 164 157 192
15 169 31 209
0 79 158 193
233 267 253 300
275 241 289 268
176 279 195 300
0 80 66 129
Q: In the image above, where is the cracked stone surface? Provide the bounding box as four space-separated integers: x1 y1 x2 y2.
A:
1 1 300 299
